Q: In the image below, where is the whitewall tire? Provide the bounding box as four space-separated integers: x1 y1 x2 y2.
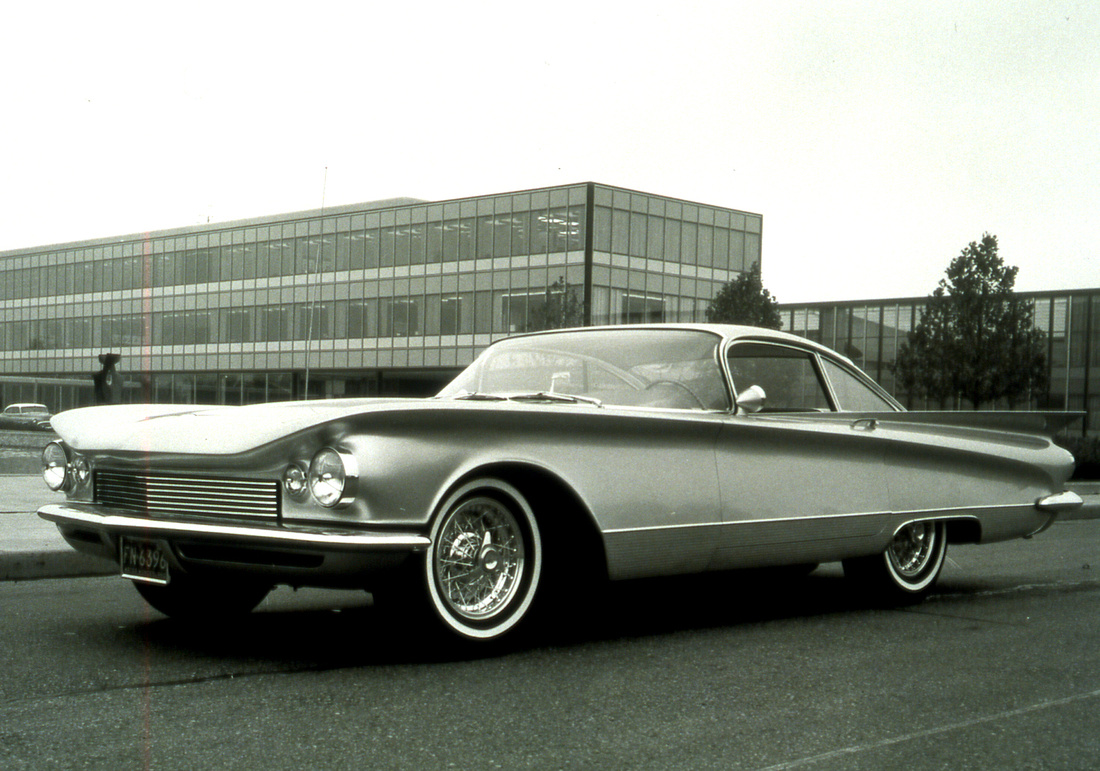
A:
424 479 542 641
843 520 947 602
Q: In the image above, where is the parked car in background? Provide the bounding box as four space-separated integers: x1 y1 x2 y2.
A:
37 324 1092 644
1 403 53 431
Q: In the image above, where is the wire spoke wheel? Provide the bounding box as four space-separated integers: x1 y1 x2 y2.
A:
887 522 938 578
843 519 947 602
426 479 542 641
436 498 525 620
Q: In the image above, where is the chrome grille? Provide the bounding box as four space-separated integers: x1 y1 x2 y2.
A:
95 471 280 520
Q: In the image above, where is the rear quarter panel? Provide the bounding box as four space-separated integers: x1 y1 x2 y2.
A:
874 419 1073 542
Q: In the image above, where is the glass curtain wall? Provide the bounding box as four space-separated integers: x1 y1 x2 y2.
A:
0 182 761 408
0 186 590 377
588 185 761 327
780 292 1098 434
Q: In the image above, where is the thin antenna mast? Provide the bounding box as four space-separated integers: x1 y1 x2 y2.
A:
303 167 328 400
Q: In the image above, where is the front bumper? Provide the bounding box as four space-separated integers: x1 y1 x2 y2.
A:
38 502 430 586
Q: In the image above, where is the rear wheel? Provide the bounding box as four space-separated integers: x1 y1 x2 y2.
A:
424 479 542 642
132 575 271 620
843 520 947 603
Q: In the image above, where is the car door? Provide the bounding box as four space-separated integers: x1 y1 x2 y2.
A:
709 340 892 570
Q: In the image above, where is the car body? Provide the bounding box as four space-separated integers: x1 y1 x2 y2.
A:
1 403 53 431
38 324 1089 642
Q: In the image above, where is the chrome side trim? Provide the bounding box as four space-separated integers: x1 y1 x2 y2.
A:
38 503 429 552
1034 491 1083 512
603 502 1025 535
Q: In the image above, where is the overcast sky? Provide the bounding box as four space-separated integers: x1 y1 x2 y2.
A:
2 1 1097 304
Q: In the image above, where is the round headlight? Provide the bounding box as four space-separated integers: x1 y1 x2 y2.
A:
282 463 309 501
71 454 91 488
308 448 358 508
42 442 70 492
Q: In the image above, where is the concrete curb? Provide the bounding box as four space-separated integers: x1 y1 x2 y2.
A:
0 550 117 582
0 430 57 450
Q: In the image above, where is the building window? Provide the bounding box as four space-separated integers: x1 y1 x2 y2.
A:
441 296 462 335
381 298 421 337
621 294 665 324
221 309 252 344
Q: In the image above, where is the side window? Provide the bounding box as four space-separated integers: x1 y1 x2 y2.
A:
821 358 897 411
727 343 831 412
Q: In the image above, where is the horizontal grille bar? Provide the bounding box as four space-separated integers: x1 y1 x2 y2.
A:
96 471 279 520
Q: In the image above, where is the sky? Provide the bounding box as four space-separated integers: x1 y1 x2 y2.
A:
2 0 1097 304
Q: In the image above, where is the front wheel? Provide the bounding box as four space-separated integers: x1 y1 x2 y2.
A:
132 575 271 620
424 479 542 642
843 520 947 603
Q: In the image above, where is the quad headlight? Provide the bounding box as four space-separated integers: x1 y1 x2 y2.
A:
306 448 358 508
70 454 91 488
42 442 70 491
282 463 309 501
42 442 91 493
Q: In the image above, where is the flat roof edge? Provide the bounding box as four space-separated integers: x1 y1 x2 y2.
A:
2 182 763 258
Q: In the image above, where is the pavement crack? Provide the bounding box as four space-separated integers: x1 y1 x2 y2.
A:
756 688 1100 771
1 663 348 709
933 577 1100 601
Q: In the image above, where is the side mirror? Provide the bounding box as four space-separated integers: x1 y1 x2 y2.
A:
735 385 766 414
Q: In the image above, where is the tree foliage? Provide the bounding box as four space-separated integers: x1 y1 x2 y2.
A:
705 262 782 330
526 276 583 331
893 234 1047 409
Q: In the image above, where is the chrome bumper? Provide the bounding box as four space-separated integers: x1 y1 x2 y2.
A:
38 502 431 552
1037 488 1100 521
1035 490 1084 513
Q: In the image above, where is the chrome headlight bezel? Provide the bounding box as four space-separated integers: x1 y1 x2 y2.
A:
307 448 358 508
282 462 310 502
42 441 71 492
70 454 91 489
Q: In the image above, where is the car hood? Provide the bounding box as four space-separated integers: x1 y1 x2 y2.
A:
50 399 417 455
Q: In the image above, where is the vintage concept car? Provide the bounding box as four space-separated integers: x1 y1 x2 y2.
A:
39 324 1089 642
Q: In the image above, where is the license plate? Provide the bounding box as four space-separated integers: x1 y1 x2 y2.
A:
120 537 170 584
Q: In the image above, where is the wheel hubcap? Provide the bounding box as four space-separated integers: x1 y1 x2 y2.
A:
479 543 502 572
435 498 525 621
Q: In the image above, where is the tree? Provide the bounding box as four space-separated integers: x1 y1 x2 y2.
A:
893 234 1047 409
705 262 782 329
526 276 583 331
893 287 956 407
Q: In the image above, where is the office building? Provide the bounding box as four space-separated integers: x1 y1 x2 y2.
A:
0 183 761 409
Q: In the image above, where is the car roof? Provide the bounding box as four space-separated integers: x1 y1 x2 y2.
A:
500 323 851 364
5 403 49 411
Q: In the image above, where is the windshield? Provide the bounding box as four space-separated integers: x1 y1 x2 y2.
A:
438 329 730 410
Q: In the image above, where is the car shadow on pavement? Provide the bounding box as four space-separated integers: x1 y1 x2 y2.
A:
123 567 875 667
541 567 868 643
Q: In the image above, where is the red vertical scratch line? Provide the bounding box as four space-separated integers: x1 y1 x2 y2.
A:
140 231 154 771
142 640 153 771
142 234 154 405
